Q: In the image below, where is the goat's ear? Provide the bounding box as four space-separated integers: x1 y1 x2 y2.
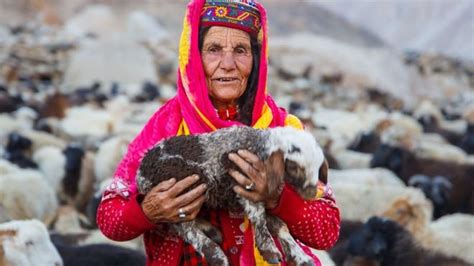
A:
319 159 329 184
288 145 301 154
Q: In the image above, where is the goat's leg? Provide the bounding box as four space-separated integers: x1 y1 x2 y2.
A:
240 198 282 264
194 218 223 244
172 221 228 266
267 215 315 266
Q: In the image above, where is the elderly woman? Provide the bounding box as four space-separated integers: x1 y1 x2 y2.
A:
96 0 340 265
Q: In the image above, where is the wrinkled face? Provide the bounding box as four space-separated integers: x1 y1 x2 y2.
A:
201 26 253 108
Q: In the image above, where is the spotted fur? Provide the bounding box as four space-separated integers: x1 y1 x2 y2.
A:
137 126 326 264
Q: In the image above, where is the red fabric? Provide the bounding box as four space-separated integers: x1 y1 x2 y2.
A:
97 183 340 265
217 105 239 121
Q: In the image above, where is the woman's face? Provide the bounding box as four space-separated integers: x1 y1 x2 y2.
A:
201 26 253 108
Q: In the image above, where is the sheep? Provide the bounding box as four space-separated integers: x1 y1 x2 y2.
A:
408 174 453 218
424 214 474 264
93 135 130 185
345 216 470 266
460 123 474 154
327 220 364 266
383 199 474 264
60 145 96 212
328 145 372 169
0 219 63 266
137 126 327 265
0 168 58 225
329 168 404 187
50 235 145 266
21 130 67 153
370 143 474 215
413 99 467 147
32 146 66 192
332 183 431 222
86 178 112 228
382 196 432 238
51 205 143 251
3 133 37 169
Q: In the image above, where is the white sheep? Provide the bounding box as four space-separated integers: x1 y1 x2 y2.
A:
93 135 130 184
0 219 63 266
32 146 66 192
137 126 327 265
383 199 474 264
332 182 432 222
0 168 58 226
329 168 404 187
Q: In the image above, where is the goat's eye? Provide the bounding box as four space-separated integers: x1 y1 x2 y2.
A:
285 160 298 174
25 240 34 246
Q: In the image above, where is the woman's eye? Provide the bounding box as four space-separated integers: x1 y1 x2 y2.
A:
208 46 220 53
235 47 247 55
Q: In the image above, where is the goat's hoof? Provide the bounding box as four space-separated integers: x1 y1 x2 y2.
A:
207 257 229 266
287 253 315 266
260 249 282 265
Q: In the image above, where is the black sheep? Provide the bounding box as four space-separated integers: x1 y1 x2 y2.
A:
370 144 474 216
408 175 453 219
4 133 37 168
51 234 146 266
346 216 470 266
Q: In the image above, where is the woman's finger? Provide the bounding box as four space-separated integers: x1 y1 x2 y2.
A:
173 183 207 207
238 149 264 171
233 185 260 202
178 195 206 221
229 153 259 179
228 169 253 187
167 174 200 197
152 178 176 192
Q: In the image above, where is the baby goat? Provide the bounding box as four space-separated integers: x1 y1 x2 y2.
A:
137 126 327 265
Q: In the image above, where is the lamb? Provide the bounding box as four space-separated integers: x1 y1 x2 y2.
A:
137 126 327 265
0 219 63 266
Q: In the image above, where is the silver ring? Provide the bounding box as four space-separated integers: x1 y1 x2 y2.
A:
178 208 187 219
245 182 256 191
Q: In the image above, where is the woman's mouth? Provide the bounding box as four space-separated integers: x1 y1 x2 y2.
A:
214 77 239 82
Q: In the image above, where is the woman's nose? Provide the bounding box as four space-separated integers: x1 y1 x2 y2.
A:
220 51 237 70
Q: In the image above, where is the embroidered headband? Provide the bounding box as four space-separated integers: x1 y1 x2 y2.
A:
200 0 261 36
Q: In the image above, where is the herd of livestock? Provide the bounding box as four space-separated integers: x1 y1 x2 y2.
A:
1 16 474 266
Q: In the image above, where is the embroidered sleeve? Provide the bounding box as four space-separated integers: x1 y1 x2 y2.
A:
97 192 156 241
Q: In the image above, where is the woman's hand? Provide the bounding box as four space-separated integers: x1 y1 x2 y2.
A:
141 175 207 224
228 150 285 209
